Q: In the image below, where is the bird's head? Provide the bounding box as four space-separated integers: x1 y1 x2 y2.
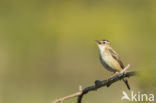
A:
96 40 111 46
96 40 111 51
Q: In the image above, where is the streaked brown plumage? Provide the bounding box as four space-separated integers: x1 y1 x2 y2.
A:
96 40 130 90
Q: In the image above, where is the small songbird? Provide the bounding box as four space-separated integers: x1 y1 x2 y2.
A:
96 40 130 90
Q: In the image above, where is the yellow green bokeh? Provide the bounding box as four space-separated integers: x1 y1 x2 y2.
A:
0 0 156 103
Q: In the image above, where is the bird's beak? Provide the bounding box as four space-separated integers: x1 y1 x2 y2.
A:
95 40 101 44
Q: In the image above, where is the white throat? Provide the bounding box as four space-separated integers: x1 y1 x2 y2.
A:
98 45 105 55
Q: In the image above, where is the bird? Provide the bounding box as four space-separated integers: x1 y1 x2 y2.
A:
96 40 130 90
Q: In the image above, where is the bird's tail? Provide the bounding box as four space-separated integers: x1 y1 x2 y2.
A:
122 79 130 90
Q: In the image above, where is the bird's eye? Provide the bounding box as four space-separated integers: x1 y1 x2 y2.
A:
103 41 105 44
99 42 102 44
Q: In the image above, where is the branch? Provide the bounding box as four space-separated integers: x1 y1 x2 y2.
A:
77 70 136 103
52 86 82 103
51 65 137 103
52 92 82 103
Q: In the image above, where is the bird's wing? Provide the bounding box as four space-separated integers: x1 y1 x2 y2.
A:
109 48 125 69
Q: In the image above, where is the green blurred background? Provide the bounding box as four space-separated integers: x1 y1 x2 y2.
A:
0 0 156 103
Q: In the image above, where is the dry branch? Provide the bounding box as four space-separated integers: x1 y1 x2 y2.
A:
77 70 136 103
52 86 82 103
52 92 82 103
52 65 136 103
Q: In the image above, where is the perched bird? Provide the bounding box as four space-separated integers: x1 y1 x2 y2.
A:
96 40 130 90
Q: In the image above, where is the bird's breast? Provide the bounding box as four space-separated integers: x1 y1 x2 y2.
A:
100 50 122 72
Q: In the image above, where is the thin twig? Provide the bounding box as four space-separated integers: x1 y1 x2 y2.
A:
52 92 82 103
52 86 82 103
121 64 130 73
